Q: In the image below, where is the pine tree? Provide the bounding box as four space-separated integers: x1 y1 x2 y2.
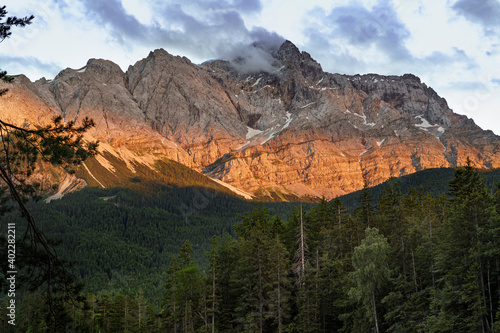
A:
265 217 291 333
0 7 97 330
162 257 180 332
207 236 218 333
212 234 238 332
330 197 350 256
233 226 269 332
167 240 203 332
432 159 496 331
358 181 375 228
0 5 33 96
348 228 390 333
142 304 160 333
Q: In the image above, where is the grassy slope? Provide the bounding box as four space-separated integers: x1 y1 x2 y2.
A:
75 152 239 197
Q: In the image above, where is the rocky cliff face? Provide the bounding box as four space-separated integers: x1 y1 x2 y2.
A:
2 40 499 200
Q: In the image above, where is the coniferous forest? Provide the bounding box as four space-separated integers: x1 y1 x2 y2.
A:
1 163 500 332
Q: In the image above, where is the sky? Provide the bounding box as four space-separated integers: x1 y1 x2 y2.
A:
1 0 500 134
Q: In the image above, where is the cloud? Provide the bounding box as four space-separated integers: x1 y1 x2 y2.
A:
296 1 416 75
421 48 475 68
78 0 149 44
73 0 282 70
220 27 285 73
301 25 366 74
326 1 412 61
75 0 273 56
75 0 284 73
448 81 490 91
452 0 500 32
0 55 60 78
179 0 262 13
297 1 479 80
224 40 283 73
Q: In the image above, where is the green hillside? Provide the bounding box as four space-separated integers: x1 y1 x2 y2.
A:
8 185 307 304
339 167 500 208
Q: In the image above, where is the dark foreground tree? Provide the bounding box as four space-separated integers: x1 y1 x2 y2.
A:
0 5 33 96
0 5 98 331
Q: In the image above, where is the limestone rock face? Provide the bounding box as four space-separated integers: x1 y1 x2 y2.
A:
2 40 499 200
125 49 247 166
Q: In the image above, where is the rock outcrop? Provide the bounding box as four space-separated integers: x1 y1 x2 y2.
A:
1 40 499 200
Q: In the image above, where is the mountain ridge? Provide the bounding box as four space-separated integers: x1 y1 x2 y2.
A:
1 40 499 200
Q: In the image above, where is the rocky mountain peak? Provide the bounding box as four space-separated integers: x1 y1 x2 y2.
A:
50 58 125 86
276 40 302 63
274 40 323 81
86 58 124 76
146 48 174 61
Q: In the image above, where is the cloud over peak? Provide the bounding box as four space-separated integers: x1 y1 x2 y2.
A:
327 1 412 61
452 0 500 31
76 0 279 63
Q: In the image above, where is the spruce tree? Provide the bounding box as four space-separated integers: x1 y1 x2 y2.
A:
433 159 496 331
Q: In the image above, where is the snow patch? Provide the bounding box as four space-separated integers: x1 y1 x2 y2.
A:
246 126 263 139
316 77 324 85
377 138 386 147
261 112 293 145
253 84 270 94
358 148 372 164
76 66 86 73
283 112 293 129
236 141 250 150
262 131 277 145
352 111 376 127
415 116 446 140
415 115 433 130
301 102 315 109
251 77 262 87
359 149 369 157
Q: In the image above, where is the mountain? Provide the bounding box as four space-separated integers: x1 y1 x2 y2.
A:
1 40 499 200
